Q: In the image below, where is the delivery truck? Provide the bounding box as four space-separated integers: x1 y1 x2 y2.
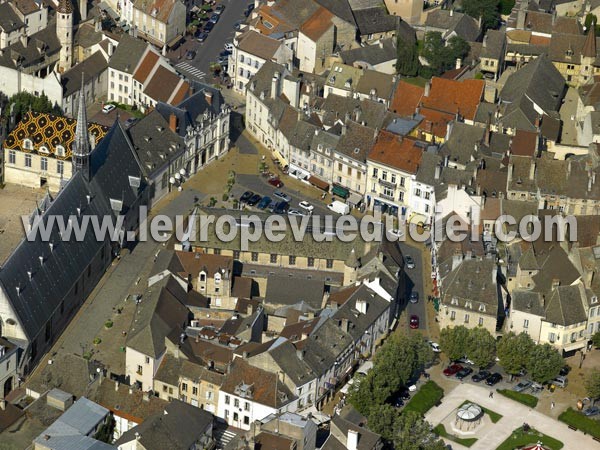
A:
327 200 350 215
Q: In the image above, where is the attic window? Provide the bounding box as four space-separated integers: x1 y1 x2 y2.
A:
451 297 459 305
110 198 123 212
144 136 151 142
263 20 274 29
344 79 352 88
128 176 141 188
479 304 486 312
39 145 49 153
56 145 65 156
593 296 599 304
354 148 360 154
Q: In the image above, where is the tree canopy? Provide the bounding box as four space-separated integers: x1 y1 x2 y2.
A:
396 36 420 77
420 33 470 77
440 326 470 361
585 369 600 400
526 343 563 383
461 0 500 30
496 332 535 375
392 410 447 450
466 327 497 368
592 331 600 349
2 91 62 123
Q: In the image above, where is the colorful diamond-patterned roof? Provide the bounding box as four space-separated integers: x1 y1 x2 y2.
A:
3 111 109 159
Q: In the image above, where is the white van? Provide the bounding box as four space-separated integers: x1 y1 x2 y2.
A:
327 200 350 215
552 376 568 388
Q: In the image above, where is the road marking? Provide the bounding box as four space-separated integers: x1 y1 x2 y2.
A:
175 62 206 80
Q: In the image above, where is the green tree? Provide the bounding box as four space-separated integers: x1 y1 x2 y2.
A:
466 327 496 368
3 91 61 122
499 0 515 15
367 404 400 442
585 369 600 400
420 33 470 77
461 0 500 30
348 372 377 416
526 343 563 383
585 13 598 32
592 331 600 349
396 36 420 76
496 332 535 375
393 410 446 450
440 326 470 361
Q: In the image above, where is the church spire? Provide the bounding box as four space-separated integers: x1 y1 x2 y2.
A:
583 24 597 59
72 74 91 181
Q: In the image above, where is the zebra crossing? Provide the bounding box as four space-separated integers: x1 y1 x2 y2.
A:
214 427 237 449
175 62 206 81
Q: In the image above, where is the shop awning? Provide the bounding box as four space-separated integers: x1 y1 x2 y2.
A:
332 184 349 199
167 34 184 48
308 175 329 191
348 191 363 206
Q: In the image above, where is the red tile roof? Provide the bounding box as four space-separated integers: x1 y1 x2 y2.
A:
368 131 424 173
134 50 159 83
300 7 334 41
390 80 424 116
422 78 484 121
510 129 538 156
418 108 454 139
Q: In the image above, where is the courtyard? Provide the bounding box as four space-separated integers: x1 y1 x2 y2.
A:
425 383 596 450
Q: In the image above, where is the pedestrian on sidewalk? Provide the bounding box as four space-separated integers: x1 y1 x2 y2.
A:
489 391 494 398
551 401 555 410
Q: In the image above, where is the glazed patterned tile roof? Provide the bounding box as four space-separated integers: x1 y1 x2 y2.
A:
3 111 109 159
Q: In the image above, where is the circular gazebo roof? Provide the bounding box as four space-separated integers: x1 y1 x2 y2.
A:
456 403 483 422
521 443 549 450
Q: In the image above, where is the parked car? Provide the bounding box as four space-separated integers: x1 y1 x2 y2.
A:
273 191 291 202
584 406 600 416
393 397 404 408
456 356 475 365
102 104 116 114
185 50 196 60
472 370 491 382
217 55 228 65
224 43 234 52
409 315 419 329
428 341 441 353
443 364 463 377
513 380 532 392
247 194 262 206
215 4 225 14
552 376 568 388
409 291 419 304
240 191 253 203
327 200 350 214
486 373 503 386
234 20 244 31
288 209 304 216
274 201 289 214
268 178 283 188
244 3 254 16
455 367 473 380
257 196 272 210
196 31 208 42
204 21 214 32
559 365 571 376
404 255 415 269
298 201 314 212
210 13 220 23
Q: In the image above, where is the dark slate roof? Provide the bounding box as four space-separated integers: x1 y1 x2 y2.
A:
115 400 213 449
512 290 545 316
62 51 109 98
320 94 387 129
264 276 325 311
481 29 506 60
545 284 587 326
353 6 399 35
315 0 356 26
426 10 480 41
336 120 376 162
154 85 225 138
303 318 354 376
0 24 60 70
500 55 565 115
108 34 148 74
0 3 25 33
339 38 398 66
127 110 185 176
267 339 317 386
0 123 146 340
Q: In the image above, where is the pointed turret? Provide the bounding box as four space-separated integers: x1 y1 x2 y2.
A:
345 248 360 269
72 75 91 181
583 25 597 59
343 248 360 286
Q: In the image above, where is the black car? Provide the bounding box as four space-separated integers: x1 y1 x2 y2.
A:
274 201 289 214
559 365 571 376
244 4 255 16
247 194 262 206
210 13 219 23
196 31 208 42
240 191 253 203
185 50 196 60
455 367 473 380
393 397 404 408
215 4 225 14
234 20 244 30
398 389 411 400
472 370 491 382
204 21 214 32
486 373 503 386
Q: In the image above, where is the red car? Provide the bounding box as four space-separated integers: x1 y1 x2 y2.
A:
409 315 419 329
268 177 283 188
443 364 463 377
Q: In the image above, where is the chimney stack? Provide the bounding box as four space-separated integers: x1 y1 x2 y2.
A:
347 430 359 450
424 81 431 97
529 161 536 180
204 90 213 105
271 72 280 99
169 113 178 133
434 165 441 180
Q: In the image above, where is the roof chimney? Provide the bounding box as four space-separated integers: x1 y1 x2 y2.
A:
169 113 178 133
529 161 536 180
435 165 441 180
347 430 359 450
204 90 213 105
424 80 431 97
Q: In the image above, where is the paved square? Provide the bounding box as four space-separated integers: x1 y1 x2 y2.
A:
425 384 596 450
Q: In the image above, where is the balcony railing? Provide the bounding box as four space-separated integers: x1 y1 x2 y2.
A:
378 178 396 188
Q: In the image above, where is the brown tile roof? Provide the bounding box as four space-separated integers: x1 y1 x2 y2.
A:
279 317 320 341
171 251 234 278
220 359 295 408
422 77 484 121
529 35 551 46
134 50 159 83
300 7 334 41
134 0 179 23
255 432 295 450
236 30 281 60
231 276 253 299
328 284 361 306
418 107 454 139
390 80 424 116
13 0 41 15
507 29 532 44
510 129 538 156
143 66 189 104
368 131 423 173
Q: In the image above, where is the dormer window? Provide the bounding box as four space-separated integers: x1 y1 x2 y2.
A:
593 296 598 304
451 297 459 306
39 145 49 154
23 138 33 150
56 145 65 157
479 304 486 312
214 273 221 284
